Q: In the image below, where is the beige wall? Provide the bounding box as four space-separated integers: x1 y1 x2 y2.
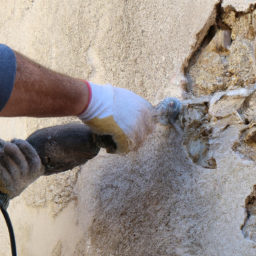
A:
1 0 256 255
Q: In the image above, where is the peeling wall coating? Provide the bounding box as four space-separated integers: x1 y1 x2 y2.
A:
3 0 256 255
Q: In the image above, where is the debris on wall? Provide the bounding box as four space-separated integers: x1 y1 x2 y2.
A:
179 99 214 168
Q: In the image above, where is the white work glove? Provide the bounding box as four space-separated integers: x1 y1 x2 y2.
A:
78 82 154 154
0 139 45 200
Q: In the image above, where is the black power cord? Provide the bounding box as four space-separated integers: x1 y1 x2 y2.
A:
0 192 17 256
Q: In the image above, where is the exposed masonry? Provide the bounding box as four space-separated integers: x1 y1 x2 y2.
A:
178 3 256 241
178 3 256 169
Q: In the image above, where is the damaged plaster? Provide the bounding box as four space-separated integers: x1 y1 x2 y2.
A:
181 2 256 243
185 3 256 97
242 184 256 242
180 3 256 171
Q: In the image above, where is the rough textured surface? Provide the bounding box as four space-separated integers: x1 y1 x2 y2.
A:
186 6 256 97
2 0 256 255
24 167 80 217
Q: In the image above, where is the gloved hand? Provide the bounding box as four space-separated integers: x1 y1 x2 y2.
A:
0 139 45 200
78 82 154 154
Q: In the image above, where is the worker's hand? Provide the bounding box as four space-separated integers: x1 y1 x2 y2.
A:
79 82 154 154
0 139 45 199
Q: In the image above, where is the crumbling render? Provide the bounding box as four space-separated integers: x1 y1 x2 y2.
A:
242 185 256 242
25 167 80 217
177 2 256 241
177 3 256 168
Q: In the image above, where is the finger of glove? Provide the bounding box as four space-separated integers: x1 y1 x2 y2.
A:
3 142 28 176
118 105 154 151
0 162 13 194
0 150 20 181
12 139 44 178
113 87 154 145
0 139 6 149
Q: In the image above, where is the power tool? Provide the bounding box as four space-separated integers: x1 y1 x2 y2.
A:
0 97 181 256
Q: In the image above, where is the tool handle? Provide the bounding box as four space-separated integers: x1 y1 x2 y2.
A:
26 123 116 175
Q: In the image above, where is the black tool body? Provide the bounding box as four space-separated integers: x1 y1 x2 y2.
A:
26 123 116 175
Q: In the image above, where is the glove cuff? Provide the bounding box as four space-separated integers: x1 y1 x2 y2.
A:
77 82 114 121
77 80 92 116
0 191 10 210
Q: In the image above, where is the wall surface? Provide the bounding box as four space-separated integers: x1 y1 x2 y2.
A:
1 0 256 255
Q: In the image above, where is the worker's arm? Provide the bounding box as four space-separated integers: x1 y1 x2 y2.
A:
0 44 155 200
0 48 89 117
0 44 154 154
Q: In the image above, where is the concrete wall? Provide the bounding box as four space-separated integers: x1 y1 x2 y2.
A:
1 0 256 255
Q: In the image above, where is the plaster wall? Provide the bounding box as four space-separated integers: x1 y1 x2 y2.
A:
1 0 256 255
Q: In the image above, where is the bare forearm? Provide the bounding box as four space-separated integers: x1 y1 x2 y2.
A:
0 51 89 117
